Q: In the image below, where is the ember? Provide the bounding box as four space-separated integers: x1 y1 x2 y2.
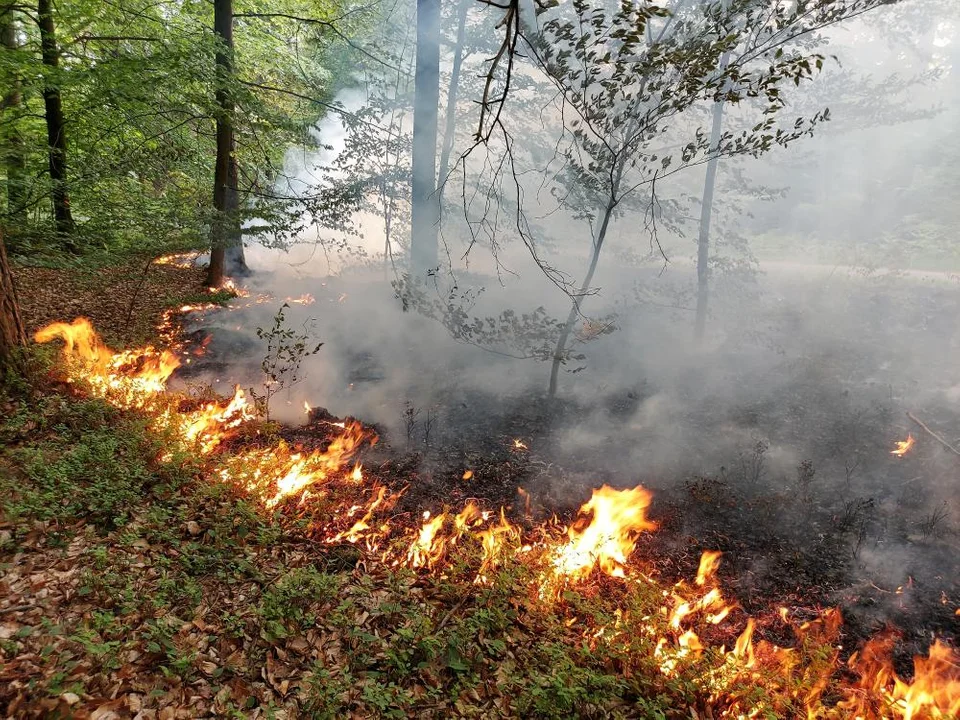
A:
892 434 916 456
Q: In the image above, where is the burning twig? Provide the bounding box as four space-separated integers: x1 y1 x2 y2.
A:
906 412 960 457
891 434 916 457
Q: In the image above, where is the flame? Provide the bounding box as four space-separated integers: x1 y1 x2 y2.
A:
892 434 916 457
35 318 179 408
179 385 256 453
407 512 448 569
696 549 723 586
34 315 960 719
264 421 371 507
154 252 198 267
405 502 491 570
303 401 311 415
287 293 315 305
217 277 250 297
476 509 519 583
839 631 960 719
327 485 393 545
551 485 656 580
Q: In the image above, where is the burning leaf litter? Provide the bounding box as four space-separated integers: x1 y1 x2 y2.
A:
892 434 916 457
28 309 960 719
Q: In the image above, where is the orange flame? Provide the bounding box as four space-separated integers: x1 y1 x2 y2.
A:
551 485 656 580
265 421 371 507
179 385 256 453
34 316 960 719
476 509 519 583
892 434 916 457
839 630 960 719
35 318 179 408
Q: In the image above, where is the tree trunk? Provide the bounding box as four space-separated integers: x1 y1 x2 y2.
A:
1 11 27 224
548 201 616 397
37 0 75 244
0 229 26 371
693 95 726 342
410 0 441 275
436 0 469 201
207 0 247 288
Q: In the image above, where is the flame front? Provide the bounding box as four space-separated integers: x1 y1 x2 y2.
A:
35 318 180 407
32 316 960 718
551 485 656 580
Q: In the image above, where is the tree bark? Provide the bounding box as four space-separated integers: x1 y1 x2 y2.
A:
548 201 615 398
0 229 26 371
1 10 27 224
37 0 75 244
693 94 726 342
436 0 469 201
693 7 733 341
207 0 247 288
410 0 441 275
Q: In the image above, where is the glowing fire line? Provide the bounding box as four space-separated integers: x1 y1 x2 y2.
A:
33 316 960 718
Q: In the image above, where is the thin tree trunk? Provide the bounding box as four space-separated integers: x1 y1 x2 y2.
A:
410 0 440 275
693 14 733 340
548 201 616 397
1 11 27 224
38 0 75 244
207 0 246 288
0 229 26 371
436 0 469 200
694 96 726 341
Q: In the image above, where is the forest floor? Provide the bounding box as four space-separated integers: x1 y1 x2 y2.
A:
13 255 209 346
1 255 957 719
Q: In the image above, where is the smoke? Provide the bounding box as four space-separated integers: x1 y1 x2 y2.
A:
175 0 960 632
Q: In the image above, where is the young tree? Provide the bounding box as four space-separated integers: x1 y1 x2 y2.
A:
410 0 440 274
37 0 74 243
436 0 471 197
469 0 896 396
694 46 731 342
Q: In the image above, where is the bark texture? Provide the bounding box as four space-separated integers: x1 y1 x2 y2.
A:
1 11 27 223
410 0 441 274
38 0 75 242
0 229 26 368
207 0 247 288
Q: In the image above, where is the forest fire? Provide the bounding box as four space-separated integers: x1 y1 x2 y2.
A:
550 484 656 580
32 316 960 719
34 318 180 408
892 434 916 456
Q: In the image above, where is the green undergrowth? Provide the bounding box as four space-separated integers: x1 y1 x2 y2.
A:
0 368 833 718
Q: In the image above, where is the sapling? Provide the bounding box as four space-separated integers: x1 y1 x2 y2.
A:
253 303 323 420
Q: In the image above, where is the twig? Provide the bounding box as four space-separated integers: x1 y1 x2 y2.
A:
124 255 156 342
436 595 469 632
0 604 38 614
906 412 960 457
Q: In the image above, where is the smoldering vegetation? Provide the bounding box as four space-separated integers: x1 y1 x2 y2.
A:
172 0 959 659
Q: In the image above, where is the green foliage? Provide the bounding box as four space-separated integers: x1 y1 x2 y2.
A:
1 398 184 529
253 302 323 418
259 566 340 638
0 0 376 260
